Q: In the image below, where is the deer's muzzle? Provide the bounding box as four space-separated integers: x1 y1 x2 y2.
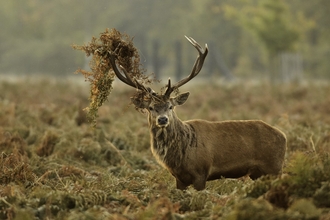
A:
157 116 169 127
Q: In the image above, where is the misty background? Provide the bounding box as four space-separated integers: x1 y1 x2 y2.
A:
1 0 329 82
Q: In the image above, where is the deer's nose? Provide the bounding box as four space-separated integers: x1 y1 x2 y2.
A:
157 116 168 125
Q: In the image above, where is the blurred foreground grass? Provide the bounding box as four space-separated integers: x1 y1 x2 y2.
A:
0 78 330 219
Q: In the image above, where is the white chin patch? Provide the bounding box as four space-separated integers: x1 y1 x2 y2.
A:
156 123 169 128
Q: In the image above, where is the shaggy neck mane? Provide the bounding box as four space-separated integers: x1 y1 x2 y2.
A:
149 114 196 168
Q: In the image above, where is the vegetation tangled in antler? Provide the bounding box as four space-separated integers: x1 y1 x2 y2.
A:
72 28 152 127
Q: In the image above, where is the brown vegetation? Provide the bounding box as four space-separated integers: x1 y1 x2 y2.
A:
72 28 153 127
0 79 329 219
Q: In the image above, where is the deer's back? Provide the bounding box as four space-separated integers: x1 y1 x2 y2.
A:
185 119 286 178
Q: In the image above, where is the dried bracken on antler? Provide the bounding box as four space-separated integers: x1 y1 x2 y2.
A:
72 28 152 127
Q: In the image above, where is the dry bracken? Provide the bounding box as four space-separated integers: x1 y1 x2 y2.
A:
72 28 152 127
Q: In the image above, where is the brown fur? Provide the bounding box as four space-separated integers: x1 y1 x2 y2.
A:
137 92 287 190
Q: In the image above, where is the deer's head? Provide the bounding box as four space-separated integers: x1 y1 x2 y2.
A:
110 36 208 128
131 90 190 128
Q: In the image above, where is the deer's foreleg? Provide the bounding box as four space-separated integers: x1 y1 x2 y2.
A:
192 175 207 191
176 178 189 190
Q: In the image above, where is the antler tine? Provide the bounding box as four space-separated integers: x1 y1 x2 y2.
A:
164 36 208 97
185 36 208 75
109 54 146 91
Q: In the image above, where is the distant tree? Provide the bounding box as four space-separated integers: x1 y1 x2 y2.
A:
289 0 330 78
224 0 301 81
247 0 300 57
250 0 300 81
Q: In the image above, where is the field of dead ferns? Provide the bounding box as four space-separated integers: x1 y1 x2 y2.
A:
0 77 330 219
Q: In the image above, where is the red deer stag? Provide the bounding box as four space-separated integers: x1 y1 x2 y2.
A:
109 36 287 190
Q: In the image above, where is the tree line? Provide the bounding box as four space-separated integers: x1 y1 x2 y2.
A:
1 0 329 80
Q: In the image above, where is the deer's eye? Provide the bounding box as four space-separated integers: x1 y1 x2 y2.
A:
169 106 173 110
148 106 154 111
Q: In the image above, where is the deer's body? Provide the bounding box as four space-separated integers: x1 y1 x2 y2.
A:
150 116 286 190
109 36 287 190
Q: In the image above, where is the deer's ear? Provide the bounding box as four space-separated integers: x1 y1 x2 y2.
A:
172 92 190 106
131 97 150 109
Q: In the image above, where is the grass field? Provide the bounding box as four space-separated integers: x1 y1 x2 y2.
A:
0 77 330 219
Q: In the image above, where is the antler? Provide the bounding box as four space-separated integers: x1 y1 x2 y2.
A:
109 53 147 91
164 36 208 97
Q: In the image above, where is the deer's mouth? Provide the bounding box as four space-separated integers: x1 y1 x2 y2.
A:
156 121 169 128
157 124 168 128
